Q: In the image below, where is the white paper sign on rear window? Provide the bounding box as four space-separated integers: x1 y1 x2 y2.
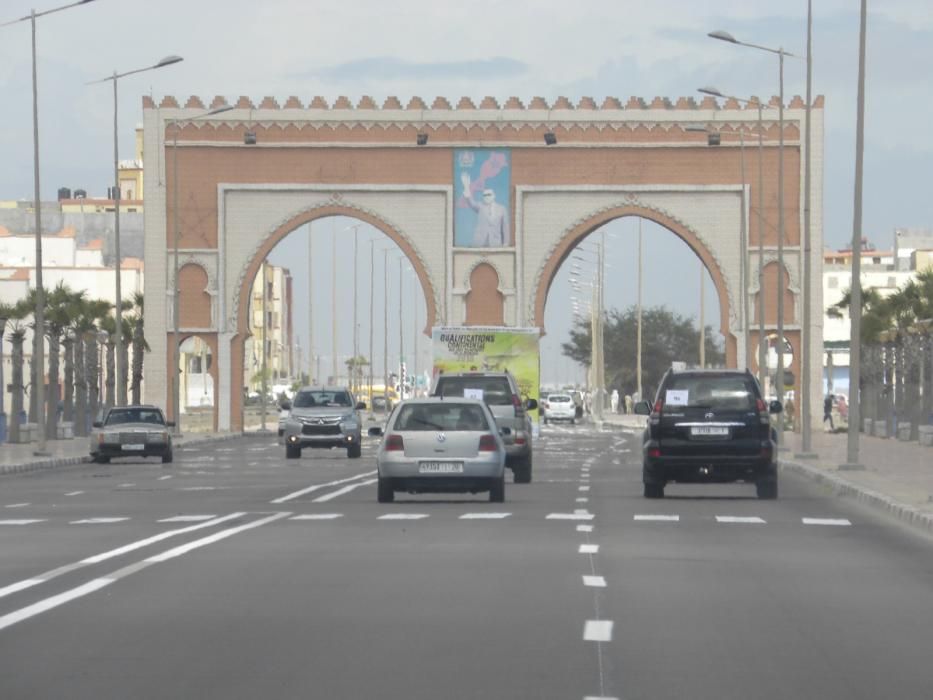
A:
464 388 484 400
665 390 689 406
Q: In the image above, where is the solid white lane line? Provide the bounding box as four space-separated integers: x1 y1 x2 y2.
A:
576 524 594 533
634 514 680 522
6 503 30 509
583 575 607 588
312 479 378 503
158 515 217 523
378 513 429 520
271 471 377 504
803 518 852 526
0 519 45 525
0 578 114 632
716 516 766 524
459 513 511 519
579 485 590 492
291 514 344 520
64 491 84 496
583 620 614 642
579 544 599 554
71 518 129 525
145 512 291 563
547 513 595 521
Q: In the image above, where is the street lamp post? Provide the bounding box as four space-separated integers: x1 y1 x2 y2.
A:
709 30 800 443
90 54 183 408
2 0 98 453
169 103 232 435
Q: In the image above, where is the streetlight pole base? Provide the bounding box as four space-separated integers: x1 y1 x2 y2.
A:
838 462 865 471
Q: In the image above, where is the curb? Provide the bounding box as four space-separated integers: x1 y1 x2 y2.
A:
0 431 251 478
780 458 933 535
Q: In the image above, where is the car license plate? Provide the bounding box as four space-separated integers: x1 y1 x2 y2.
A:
123 444 145 451
690 426 729 437
418 461 464 474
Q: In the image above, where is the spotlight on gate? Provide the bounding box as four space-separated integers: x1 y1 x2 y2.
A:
244 130 257 145
543 131 557 146
416 133 428 146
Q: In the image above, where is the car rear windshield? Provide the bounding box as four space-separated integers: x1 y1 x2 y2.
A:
294 391 352 408
661 375 757 411
106 409 164 425
547 395 571 403
395 403 490 431
434 377 513 406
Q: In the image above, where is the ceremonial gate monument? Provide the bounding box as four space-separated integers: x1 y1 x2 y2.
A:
142 93 823 431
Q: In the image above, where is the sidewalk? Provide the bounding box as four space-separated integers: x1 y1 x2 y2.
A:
598 412 933 534
0 430 248 477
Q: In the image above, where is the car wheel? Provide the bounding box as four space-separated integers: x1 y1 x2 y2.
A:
512 454 532 484
161 450 173 464
644 483 664 499
93 455 110 464
286 444 302 459
347 442 362 459
377 478 394 503
489 475 505 503
756 477 778 500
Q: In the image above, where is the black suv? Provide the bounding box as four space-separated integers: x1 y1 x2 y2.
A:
635 369 782 499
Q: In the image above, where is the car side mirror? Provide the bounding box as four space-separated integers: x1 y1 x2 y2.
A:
769 400 783 415
92 421 103 428
525 399 538 411
499 427 512 436
166 421 176 427
280 401 292 411
356 401 366 410
368 426 384 437
633 401 651 416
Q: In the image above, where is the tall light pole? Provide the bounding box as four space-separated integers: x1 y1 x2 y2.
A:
383 249 389 408
331 222 337 384
90 54 183 407
709 30 800 442
843 0 868 470
636 218 644 401
699 87 774 391
169 103 232 434
308 225 314 385
3 0 98 452
368 239 376 415
398 256 404 398
343 223 361 391
260 261 268 431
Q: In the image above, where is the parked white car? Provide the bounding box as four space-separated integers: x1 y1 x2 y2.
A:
542 393 576 424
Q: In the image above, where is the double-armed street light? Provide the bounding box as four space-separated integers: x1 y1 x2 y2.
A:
90 55 184 408
2 0 98 453
168 103 233 434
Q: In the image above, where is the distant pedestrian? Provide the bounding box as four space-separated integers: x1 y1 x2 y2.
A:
824 394 835 432
624 394 633 414
610 390 620 414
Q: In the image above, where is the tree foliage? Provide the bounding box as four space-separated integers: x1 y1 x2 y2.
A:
562 305 725 399
829 269 933 341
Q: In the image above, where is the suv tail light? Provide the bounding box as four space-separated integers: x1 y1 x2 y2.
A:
653 399 663 414
512 394 525 417
756 398 767 413
385 434 404 451
478 434 498 451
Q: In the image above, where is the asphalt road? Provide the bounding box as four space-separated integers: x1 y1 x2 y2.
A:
1 423 931 699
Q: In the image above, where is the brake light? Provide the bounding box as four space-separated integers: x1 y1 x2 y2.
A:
648 447 661 458
385 434 404 451
479 435 497 451
512 394 522 408
653 399 663 414
756 398 767 413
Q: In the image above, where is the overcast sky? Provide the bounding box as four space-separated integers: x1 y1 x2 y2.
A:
1 0 929 384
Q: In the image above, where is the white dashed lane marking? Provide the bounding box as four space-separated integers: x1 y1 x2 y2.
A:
158 475 172 481
716 516 767 524
576 498 589 503
583 575 607 588
5 504 30 509
158 515 217 523
579 544 599 554
579 486 590 492
634 514 680 522
459 513 511 520
64 491 84 497
547 513 594 521
291 514 344 520
71 518 130 525
583 620 614 642
577 524 594 533
378 514 429 520
803 518 852 526
0 520 46 526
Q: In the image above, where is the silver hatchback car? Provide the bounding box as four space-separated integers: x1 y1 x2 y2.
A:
370 398 506 503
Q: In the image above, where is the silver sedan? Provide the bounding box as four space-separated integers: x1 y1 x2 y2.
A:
89 405 174 464
369 398 507 503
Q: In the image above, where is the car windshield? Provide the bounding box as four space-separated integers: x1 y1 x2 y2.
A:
435 377 512 406
662 375 757 411
293 391 352 408
548 395 571 403
105 408 164 425
394 403 489 431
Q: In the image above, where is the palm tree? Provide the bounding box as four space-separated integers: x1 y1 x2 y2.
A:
7 299 31 442
60 288 88 424
40 283 77 439
69 298 110 436
0 301 18 440
126 292 147 404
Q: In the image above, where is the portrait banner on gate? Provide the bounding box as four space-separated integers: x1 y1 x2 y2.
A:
454 148 512 248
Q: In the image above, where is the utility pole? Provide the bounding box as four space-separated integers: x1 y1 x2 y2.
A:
368 239 375 415
412 270 418 396
331 224 338 385
699 262 705 368
636 218 643 401
260 261 267 432
398 256 404 399
308 226 313 385
383 249 389 408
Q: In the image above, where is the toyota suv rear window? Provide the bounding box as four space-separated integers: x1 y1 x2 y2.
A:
434 377 513 405
662 375 757 411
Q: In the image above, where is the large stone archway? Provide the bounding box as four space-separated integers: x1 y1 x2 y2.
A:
142 93 823 430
